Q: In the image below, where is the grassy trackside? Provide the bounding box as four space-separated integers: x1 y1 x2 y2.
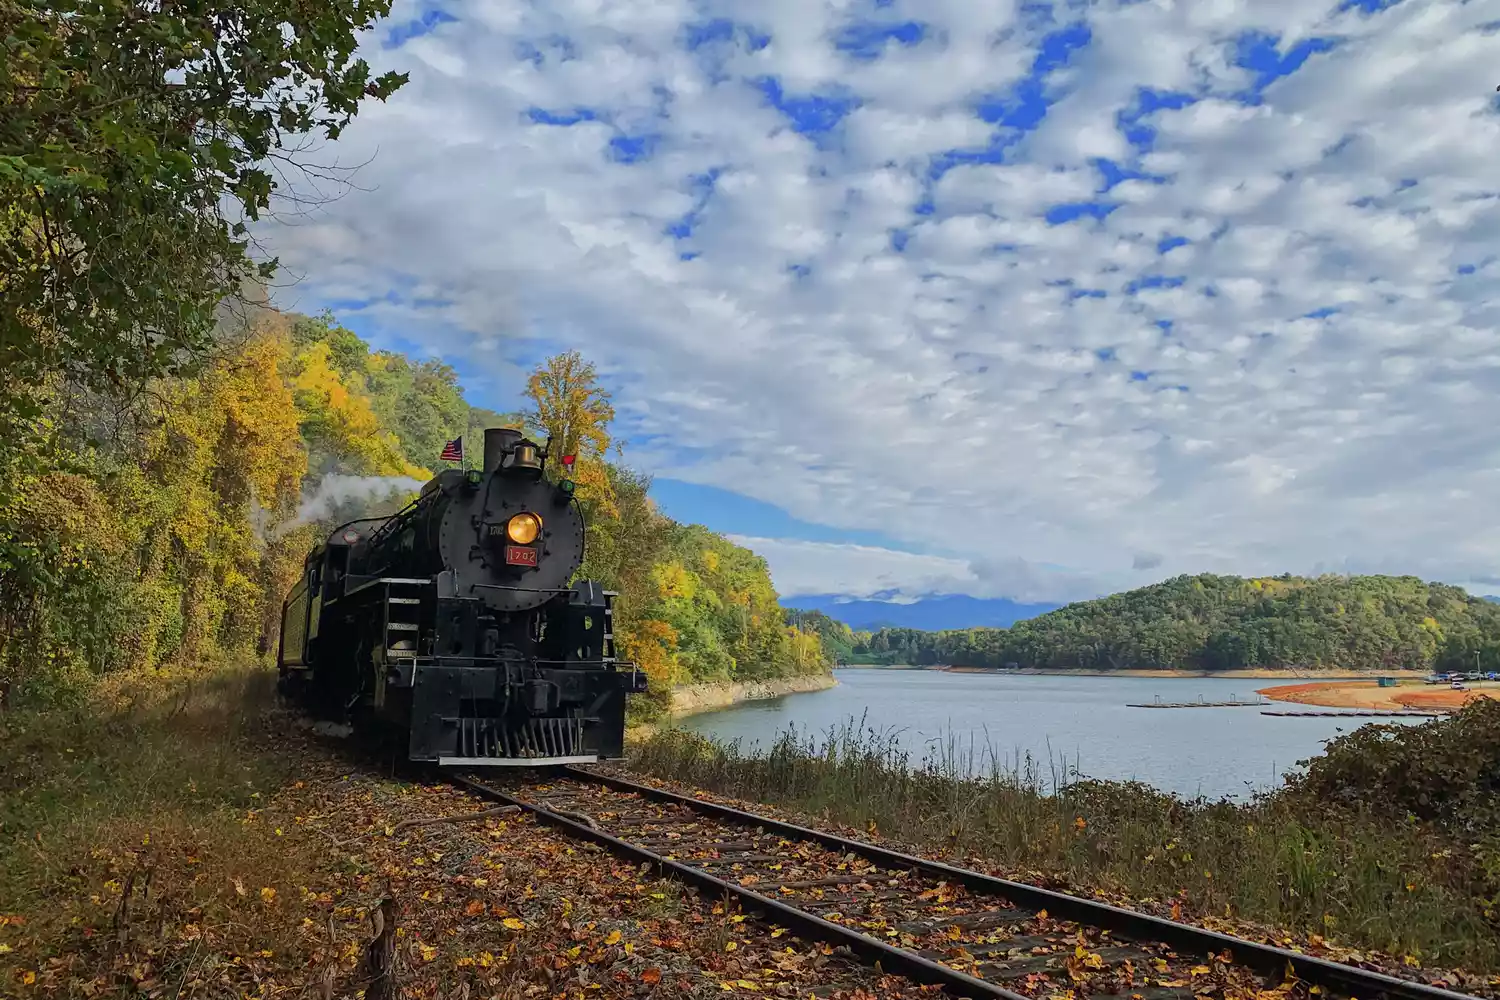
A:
0 663 322 992
626 703 1500 976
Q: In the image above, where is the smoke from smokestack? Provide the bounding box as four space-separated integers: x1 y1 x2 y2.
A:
275 474 424 538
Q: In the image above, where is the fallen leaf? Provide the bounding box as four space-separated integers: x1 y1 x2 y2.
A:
502 917 526 931
260 887 276 904
641 968 662 984
604 929 621 945
465 900 485 917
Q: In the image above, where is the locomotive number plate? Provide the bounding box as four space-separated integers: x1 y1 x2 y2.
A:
505 545 538 567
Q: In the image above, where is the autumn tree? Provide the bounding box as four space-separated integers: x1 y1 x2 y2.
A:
0 0 408 439
524 350 618 514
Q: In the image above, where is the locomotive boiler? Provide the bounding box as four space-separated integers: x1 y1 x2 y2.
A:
277 427 646 765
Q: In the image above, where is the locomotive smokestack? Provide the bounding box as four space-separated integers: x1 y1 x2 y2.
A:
484 427 522 473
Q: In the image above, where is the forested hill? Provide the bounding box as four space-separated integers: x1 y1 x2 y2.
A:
843 574 1500 674
0 309 829 714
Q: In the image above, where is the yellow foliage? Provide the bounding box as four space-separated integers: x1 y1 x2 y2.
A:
525 350 614 463
290 341 426 478
653 561 698 601
525 351 616 516
618 619 681 688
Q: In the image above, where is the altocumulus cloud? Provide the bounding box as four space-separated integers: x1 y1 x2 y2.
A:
259 0 1500 603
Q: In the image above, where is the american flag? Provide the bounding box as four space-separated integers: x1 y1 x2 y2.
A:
440 437 463 462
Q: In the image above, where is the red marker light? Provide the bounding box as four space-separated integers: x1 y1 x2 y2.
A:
561 454 576 467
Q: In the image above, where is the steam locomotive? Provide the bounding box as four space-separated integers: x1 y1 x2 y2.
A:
277 427 646 766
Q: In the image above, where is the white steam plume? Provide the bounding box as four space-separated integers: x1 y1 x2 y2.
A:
277 474 425 537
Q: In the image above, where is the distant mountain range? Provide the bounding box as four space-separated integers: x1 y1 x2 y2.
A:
784 593 1061 632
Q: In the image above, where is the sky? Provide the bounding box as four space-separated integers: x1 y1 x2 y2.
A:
260 0 1500 605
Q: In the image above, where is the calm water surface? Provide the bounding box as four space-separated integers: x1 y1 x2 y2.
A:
680 669 1424 801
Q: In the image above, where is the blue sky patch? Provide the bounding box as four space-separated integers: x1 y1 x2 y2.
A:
1339 0 1404 12
836 20 927 60
1126 275 1186 294
609 133 660 163
1095 157 1167 192
664 168 723 242
1116 88 1197 152
755 78 862 137
527 107 599 126
1232 31 1338 102
648 478 917 551
684 18 770 51
385 7 456 48
976 23 1092 130
1045 201 1118 225
1157 235 1189 253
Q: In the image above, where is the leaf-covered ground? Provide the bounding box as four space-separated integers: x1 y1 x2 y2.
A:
0 710 947 999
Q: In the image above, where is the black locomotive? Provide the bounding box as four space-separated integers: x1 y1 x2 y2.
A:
277 427 646 766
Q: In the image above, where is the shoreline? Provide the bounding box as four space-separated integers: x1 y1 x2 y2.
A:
844 664 1435 680
670 672 839 717
1256 678 1500 711
628 672 838 738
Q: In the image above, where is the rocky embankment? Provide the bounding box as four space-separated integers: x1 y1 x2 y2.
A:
668 673 837 718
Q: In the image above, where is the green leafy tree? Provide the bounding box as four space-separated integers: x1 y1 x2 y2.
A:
0 0 408 435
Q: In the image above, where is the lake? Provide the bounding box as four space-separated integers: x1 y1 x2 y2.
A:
679 669 1425 801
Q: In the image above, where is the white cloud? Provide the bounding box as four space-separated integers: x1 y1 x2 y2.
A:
258 0 1500 603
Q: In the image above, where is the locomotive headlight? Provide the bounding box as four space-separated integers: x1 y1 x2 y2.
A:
505 511 542 545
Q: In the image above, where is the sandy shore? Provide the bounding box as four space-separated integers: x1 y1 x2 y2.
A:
1256 679 1500 711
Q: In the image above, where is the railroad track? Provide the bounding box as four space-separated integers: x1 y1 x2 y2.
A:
448 767 1482 1000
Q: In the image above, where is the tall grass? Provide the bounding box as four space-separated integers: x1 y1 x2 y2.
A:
629 713 1500 973
0 662 322 977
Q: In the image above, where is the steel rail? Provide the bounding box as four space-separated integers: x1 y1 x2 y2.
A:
559 766 1481 1000
448 773 1031 1000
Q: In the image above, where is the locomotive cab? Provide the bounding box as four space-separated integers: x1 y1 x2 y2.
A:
277 426 646 766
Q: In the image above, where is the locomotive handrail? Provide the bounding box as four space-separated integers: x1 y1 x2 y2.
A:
470 583 578 595
361 492 425 549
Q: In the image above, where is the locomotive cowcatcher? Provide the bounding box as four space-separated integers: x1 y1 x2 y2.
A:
277 427 646 766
